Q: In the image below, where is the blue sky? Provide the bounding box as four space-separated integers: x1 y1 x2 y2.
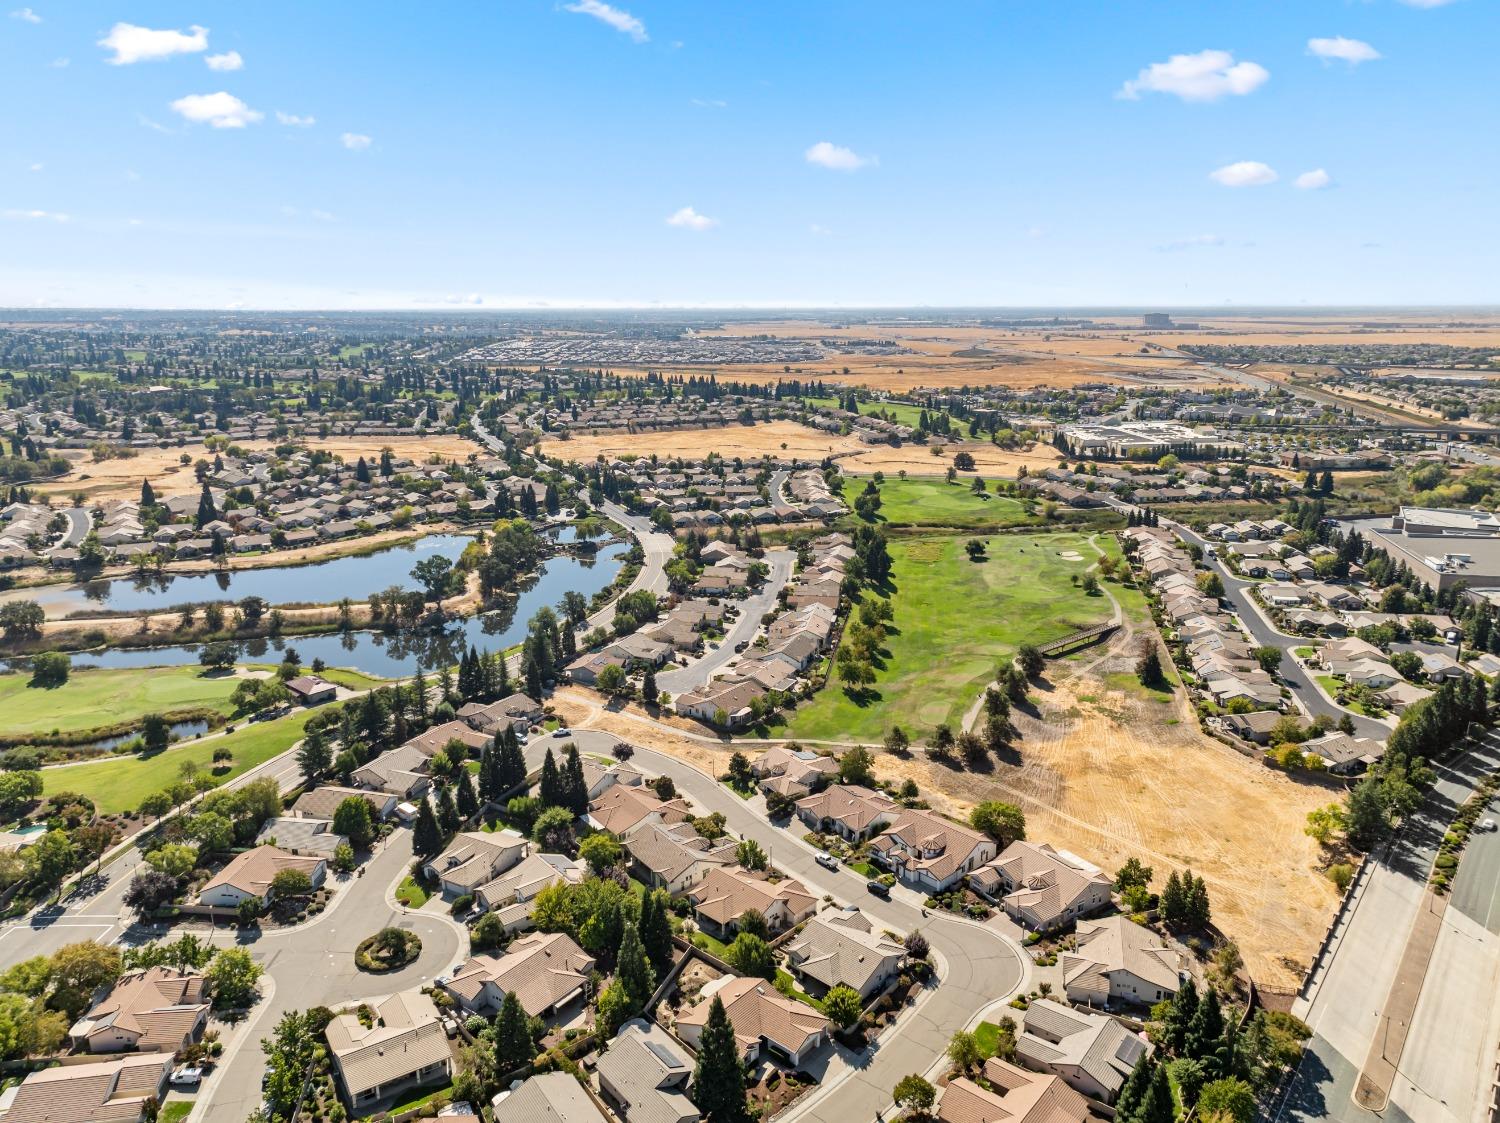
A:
2 1 1496 309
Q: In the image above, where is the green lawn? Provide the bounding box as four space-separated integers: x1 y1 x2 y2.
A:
690 930 731 958
799 395 951 431
848 860 877 877
395 875 430 909
973 1020 1006 1059
785 533 1114 742
41 709 316 814
840 475 1037 530
0 666 240 737
158 1103 193 1123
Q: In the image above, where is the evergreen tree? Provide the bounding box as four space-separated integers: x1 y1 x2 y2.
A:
1185 987 1225 1061
539 748 564 808
140 478 156 508
1164 977 1198 1054
617 920 656 1011
642 666 658 705
355 456 371 483
413 798 443 857
494 990 534 1072
436 785 460 834
691 996 750 1123
1135 1062 1175 1123
296 729 332 785
498 727 527 792
477 742 497 805
1114 1053 1153 1121
639 889 674 976
195 483 218 528
455 766 479 819
564 745 588 815
1188 874 1211 927
1162 870 1185 924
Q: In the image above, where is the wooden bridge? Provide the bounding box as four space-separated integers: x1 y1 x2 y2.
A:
1038 622 1120 658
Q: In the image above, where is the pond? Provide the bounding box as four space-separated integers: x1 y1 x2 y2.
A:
6 534 476 618
73 718 212 755
50 542 628 679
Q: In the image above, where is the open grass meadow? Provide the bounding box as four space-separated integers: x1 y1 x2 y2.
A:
784 532 1113 742
41 708 316 815
0 665 241 738
839 474 1039 531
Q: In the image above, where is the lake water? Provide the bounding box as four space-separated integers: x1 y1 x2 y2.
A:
48 542 627 679
9 533 476 618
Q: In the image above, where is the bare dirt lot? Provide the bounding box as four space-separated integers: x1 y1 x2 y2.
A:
35 435 484 500
873 654 1337 988
540 420 1063 478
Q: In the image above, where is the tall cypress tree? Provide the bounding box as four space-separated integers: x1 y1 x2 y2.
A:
1185 987 1225 1061
1114 1053 1153 1122
691 996 750 1123
1165 977 1197 1054
498 728 527 792
455 766 479 819
1134 1063 1174 1123
639 889 674 977
477 742 497 805
617 921 656 1011
540 748 564 808
413 798 443 858
564 745 588 815
436 785 460 834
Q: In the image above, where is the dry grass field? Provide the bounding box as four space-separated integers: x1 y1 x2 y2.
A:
36 434 483 500
539 420 1064 478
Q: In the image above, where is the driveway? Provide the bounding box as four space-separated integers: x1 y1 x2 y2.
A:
657 548 795 695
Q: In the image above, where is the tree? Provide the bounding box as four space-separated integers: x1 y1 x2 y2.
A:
692 995 751 1123
29 651 69 688
198 640 237 670
24 830 76 898
735 838 768 871
539 748 564 808
617 921 656 1010
892 1074 937 1118
1253 645 1283 674
1135 1062 1175 1123
295 730 331 785
1114 1053 1154 1121
1115 857 1153 893
413 799 443 857
48 941 122 1019
0 771 42 817
237 896 263 926
411 555 457 609
1197 1078 1257 1123
969 801 1026 846
205 947 262 1010
1185 986 1225 1060
455 765 479 819
821 984 862 1030
1016 643 1044 678
261 1010 318 1119
578 832 623 875
1136 644 1167 689
125 868 181 919
333 797 375 848
146 842 198 880
495 990 535 1072
639 889 674 976
726 751 754 791
838 744 876 786
595 663 627 695
947 1028 984 1074
270 869 313 900
0 600 44 640
1345 776 1391 849
725 932 774 979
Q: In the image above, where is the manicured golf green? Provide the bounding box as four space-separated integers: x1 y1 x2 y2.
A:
840 475 1037 530
0 666 240 738
41 709 316 815
785 533 1113 741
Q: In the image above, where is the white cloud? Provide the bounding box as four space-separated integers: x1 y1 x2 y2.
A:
1295 168 1333 190
666 206 716 231
10 8 41 24
27 163 42 172
205 50 243 71
99 22 209 65
1159 234 1225 252
691 98 727 109
137 114 172 133
49 57 67 67
276 111 316 127
1308 37 1380 65
1118 49 1269 102
5 209 69 222
1209 160 1278 187
340 132 372 150
564 0 647 43
169 91 263 129
810 223 832 236
310 209 335 222
805 141 876 172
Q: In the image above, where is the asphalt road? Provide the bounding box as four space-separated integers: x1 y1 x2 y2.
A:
44 507 90 555
1168 521 1390 741
1451 790 1500 935
656 548 795 695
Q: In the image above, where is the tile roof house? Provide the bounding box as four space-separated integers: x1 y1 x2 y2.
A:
1061 917 1182 1008
622 821 736 895
783 907 906 999
595 1018 697 1123
474 852 585 927
424 830 528 900
254 816 349 859
442 932 596 1019
458 693 543 736
292 785 397 821
197 846 327 908
402 720 492 759
794 784 900 842
1015 1000 1149 1105
351 743 433 799
938 1057 1092 1123
587 784 692 836
752 746 838 799
869 808 997 893
1298 731 1385 775
69 967 210 1055
969 842 1114 933
685 866 818 938
326 989 452 1110
0 1053 171 1123
491 1071 610 1123
678 976 830 1067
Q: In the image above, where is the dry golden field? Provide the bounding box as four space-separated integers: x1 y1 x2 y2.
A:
36 434 483 500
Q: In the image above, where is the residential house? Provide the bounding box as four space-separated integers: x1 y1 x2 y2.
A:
68 967 210 1055
869 808 996 893
0 1053 172 1123
458 693 542 736
197 846 326 908
753 746 838 799
595 1018 697 1123
686 866 817 939
284 675 338 705
969 842 1114 933
1061 917 1182 1008
1220 710 1284 745
579 759 644 801
292 785 397 822
676 976 830 1067
351 744 432 799
1015 1000 1149 1105
424 830 527 901
491 1072 609 1123
442 932 596 1019
253 817 348 859
674 679 767 730
622 821 736 895
326 989 452 1111
402 720 491 760
794 784 899 842
783 907 906 999
473 852 585 928
1300 731 1385 775
587 784 692 836
938 1058 1092 1123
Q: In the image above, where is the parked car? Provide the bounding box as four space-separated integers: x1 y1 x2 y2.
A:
170 1066 203 1088
552 727 571 738
866 880 891 899
815 852 839 871
1479 818 1497 832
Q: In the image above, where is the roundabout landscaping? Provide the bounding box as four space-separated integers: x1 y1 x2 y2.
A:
354 927 422 972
